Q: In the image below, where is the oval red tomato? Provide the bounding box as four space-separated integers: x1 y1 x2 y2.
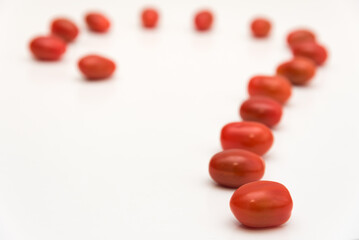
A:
250 18 271 38
141 8 159 28
85 12 111 33
276 57 316 85
194 10 213 31
248 75 292 104
51 18 79 42
240 97 283 128
287 29 316 47
220 122 274 156
230 180 293 228
209 149 265 188
78 55 116 80
291 42 328 66
29 36 66 61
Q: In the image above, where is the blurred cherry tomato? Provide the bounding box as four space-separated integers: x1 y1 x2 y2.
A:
209 149 265 188
291 42 328 66
248 75 292 104
85 12 111 33
287 29 316 47
78 55 116 80
230 180 293 228
141 8 159 28
29 35 66 61
276 57 316 85
250 18 271 38
194 10 213 31
240 97 283 128
51 18 79 42
220 122 274 156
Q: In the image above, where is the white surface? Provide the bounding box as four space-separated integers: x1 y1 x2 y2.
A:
0 0 358 239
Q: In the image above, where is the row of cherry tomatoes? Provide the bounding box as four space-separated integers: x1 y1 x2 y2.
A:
27 7 328 230
209 28 328 228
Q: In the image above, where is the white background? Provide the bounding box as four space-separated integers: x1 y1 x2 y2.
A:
0 0 358 239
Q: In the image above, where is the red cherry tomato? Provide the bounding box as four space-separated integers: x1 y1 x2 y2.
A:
230 181 293 228
291 42 328 66
50 18 79 42
29 36 66 61
220 122 274 156
250 18 271 38
248 75 292 104
276 57 316 86
240 97 283 128
287 29 316 47
209 149 265 188
141 8 159 28
78 55 116 80
85 12 111 33
194 10 213 31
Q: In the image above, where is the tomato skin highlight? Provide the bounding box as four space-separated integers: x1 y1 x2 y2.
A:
51 18 79 42
85 12 111 33
248 75 292 104
276 57 316 86
29 36 66 61
209 149 265 188
78 55 116 80
240 97 283 128
220 122 274 156
141 8 159 28
230 181 293 228
250 18 271 38
287 29 316 47
194 10 213 31
291 42 328 66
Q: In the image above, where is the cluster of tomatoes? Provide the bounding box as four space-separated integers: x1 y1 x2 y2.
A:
209 19 328 228
28 7 328 230
28 8 216 80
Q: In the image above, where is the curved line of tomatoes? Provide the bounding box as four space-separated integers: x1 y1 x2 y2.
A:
27 7 328 230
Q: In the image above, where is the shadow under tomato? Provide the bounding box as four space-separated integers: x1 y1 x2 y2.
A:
230 218 287 232
207 179 238 192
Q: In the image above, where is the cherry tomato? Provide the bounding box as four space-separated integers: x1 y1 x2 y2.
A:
220 122 274 156
287 29 316 47
78 55 116 80
50 18 79 42
194 10 213 31
141 8 159 28
85 12 111 33
240 97 283 128
291 42 328 66
209 149 265 188
230 181 293 228
276 57 316 86
250 18 271 38
29 36 66 61
248 75 292 104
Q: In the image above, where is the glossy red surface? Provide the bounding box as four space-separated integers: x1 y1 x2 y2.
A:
230 181 293 228
194 10 213 31
250 18 271 38
220 122 274 156
78 55 116 80
85 12 111 33
51 18 79 42
29 36 66 61
276 57 316 85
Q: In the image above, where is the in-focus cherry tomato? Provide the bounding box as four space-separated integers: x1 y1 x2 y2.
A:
220 122 274 156
240 97 283 128
230 181 293 228
141 8 159 28
78 55 116 80
209 149 265 188
276 57 316 85
85 12 111 33
250 18 271 38
291 42 328 66
287 29 316 47
51 18 79 42
194 10 213 31
29 36 66 61
248 75 292 104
